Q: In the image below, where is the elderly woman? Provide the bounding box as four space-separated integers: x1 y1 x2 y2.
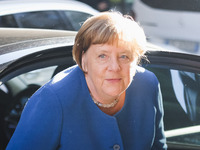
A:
7 12 167 150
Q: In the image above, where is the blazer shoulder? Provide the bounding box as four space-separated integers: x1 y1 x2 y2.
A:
135 66 158 83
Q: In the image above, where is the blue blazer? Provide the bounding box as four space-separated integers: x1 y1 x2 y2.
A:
6 65 167 150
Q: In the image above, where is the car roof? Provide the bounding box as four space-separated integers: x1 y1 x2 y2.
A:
0 28 76 46
0 28 76 64
0 27 197 64
0 0 99 16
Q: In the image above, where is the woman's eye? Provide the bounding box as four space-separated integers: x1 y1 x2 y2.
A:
99 54 106 59
120 55 128 59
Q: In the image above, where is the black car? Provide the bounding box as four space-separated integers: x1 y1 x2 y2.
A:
0 28 200 150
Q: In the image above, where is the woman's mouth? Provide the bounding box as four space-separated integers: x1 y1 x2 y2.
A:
106 78 121 83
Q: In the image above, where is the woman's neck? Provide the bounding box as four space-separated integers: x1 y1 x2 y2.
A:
97 92 126 116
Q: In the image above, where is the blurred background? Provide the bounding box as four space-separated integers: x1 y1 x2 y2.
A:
77 0 200 55
1 0 200 55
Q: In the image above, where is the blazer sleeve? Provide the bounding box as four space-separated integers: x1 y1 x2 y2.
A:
6 85 63 150
152 83 168 150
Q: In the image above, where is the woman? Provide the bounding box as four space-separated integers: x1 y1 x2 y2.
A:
7 12 167 150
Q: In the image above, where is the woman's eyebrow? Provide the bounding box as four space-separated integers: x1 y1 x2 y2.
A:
96 49 110 53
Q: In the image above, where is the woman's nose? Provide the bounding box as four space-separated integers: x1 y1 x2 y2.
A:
108 57 121 72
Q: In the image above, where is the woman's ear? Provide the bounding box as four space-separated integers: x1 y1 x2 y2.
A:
81 51 88 72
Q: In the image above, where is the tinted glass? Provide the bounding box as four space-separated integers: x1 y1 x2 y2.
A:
64 11 93 31
1 66 56 145
14 11 72 30
0 15 18 27
146 66 200 146
0 10 93 31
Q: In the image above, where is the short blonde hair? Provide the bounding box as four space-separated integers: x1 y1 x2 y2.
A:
72 11 146 70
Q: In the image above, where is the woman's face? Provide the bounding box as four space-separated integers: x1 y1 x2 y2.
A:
82 44 137 100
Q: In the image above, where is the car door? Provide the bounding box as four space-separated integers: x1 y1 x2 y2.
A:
143 50 200 150
1 45 200 149
0 32 75 149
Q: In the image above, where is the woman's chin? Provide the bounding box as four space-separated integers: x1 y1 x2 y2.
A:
103 89 124 97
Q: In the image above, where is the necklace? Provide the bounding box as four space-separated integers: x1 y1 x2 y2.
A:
90 95 119 108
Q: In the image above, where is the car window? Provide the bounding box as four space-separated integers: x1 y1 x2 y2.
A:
2 66 58 141
146 66 200 146
13 11 72 30
6 66 56 96
64 11 93 31
0 15 18 27
18 66 57 87
0 10 93 31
